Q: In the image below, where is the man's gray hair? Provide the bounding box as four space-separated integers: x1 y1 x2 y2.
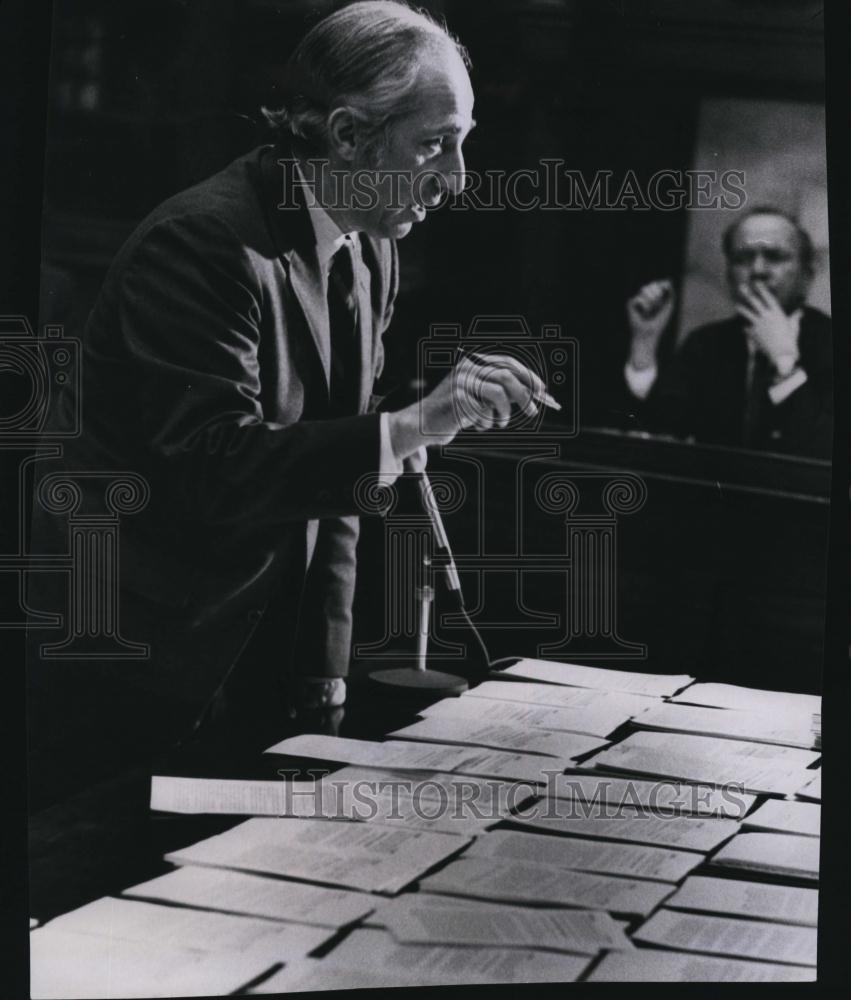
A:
262 0 470 157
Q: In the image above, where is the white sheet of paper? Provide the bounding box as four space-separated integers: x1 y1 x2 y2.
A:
743 798 820 837
502 659 692 697
669 682 820 717
150 775 347 816
418 856 674 916
464 829 702 882
265 734 557 784
29 927 289 1000
122 866 375 928
388 716 607 760
248 958 416 993
545 773 755 818
591 745 815 796
631 702 818 749
633 907 817 965
796 770 821 801
666 875 818 926
313 927 592 984
264 734 474 772
710 831 820 880
609 730 819 768
165 817 471 894
376 896 632 955
44 896 331 959
510 802 739 852
419 693 632 738
464 679 656 717
588 949 815 982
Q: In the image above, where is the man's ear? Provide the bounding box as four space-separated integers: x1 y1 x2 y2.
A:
327 107 358 162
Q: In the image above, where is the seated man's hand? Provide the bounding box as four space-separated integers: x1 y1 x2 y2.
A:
626 279 675 368
734 282 801 377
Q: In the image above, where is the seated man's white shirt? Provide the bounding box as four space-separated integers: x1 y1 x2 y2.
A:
623 308 807 406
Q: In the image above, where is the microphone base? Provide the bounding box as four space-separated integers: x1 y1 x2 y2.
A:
368 667 469 696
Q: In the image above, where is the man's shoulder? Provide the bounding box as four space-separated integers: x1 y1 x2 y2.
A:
122 146 274 257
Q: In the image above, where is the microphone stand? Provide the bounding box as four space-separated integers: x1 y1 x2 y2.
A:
369 470 491 696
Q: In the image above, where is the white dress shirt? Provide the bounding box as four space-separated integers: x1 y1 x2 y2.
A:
296 164 405 484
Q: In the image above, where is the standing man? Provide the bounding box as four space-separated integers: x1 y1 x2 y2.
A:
623 207 832 457
27 0 547 801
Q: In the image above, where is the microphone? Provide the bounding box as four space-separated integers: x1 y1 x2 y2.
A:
414 469 492 677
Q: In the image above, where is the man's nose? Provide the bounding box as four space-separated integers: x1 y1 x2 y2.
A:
442 147 466 198
748 251 770 278
419 150 466 206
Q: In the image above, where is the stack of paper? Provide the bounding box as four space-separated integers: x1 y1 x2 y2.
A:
269 927 594 986
670 682 820 717
463 829 703 882
633 908 817 965
544 773 755 819
419 691 636 738
122 868 376 928
500 659 693 697
588 949 815 982
373 895 633 955
599 731 819 769
630 702 819 750
709 832 820 881
165 817 471 894
388 716 607 760
591 731 817 796
463 680 655 718
153 774 493 836
265 735 558 784
664 875 818 926
418 856 673 916
509 802 739 852
43 896 333 957
743 799 820 838
29 926 297 999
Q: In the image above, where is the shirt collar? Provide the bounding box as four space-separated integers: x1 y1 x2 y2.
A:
295 161 353 271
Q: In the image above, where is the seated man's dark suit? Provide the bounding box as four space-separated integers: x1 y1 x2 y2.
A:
26 142 397 803
639 305 832 458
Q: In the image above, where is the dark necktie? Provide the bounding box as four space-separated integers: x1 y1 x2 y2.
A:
326 241 360 417
742 347 771 449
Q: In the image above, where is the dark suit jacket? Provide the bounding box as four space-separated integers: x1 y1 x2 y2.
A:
27 143 398 787
635 306 833 458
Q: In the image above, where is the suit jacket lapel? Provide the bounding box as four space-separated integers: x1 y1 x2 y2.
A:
259 144 331 399
352 235 374 413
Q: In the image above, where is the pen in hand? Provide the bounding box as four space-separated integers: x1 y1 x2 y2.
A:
462 349 562 412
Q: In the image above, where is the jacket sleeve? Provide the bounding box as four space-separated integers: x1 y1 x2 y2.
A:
109 211 381 532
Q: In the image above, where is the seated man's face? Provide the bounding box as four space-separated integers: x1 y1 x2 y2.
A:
725 214 812 313
355 47 475 240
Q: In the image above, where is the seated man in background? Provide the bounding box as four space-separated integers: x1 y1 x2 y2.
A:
623 207 832 458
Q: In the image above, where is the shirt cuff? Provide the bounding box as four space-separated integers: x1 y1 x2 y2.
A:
768 367 808 405
378 411 405 485
624 361 658 400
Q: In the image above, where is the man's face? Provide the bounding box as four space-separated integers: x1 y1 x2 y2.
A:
726 214 812 313
350 47 475 240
